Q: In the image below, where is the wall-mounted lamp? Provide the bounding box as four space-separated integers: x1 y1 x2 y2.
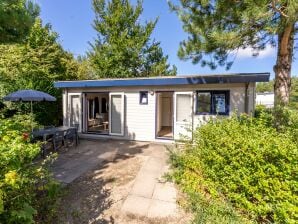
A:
149 90 154 95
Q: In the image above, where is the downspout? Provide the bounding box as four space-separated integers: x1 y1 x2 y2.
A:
244 83 249 114
252 83 256 116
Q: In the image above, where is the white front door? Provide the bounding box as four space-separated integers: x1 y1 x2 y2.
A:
174 92 193 140
109 92 124 136
70 94 81 131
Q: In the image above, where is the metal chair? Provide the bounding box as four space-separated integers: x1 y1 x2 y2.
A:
40 140 53 158
52 131 64 151
74 123 80 144
64 128 78 148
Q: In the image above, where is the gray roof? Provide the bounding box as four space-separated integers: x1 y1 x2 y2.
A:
54 73 270 88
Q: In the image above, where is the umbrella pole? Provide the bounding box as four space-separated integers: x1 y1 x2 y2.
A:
31 101 33 132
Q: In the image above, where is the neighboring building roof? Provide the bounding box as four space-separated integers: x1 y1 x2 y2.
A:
54 72 270 88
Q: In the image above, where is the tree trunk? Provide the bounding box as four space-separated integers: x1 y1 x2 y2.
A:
273 24 295 107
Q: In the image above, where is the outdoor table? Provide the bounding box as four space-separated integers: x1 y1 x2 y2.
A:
31 126 76 141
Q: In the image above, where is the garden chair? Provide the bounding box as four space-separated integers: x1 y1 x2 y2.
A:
74 123 80 144
64 128 78 148
40 139 53 158
52 131 64 152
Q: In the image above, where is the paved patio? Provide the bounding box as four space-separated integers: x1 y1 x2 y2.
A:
51 139 180 219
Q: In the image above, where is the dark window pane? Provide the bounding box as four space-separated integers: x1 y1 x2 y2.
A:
94 97 99 115
101 98 107 113
213 93 226 114
88 99 94 119
197 92 211 113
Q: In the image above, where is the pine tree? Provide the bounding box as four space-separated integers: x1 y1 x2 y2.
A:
170 0 297 107
89 0 176 78
0 0 39 43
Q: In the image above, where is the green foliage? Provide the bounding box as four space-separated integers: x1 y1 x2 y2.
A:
256 77 298 111
170 112 298 223
77 55 96 80
170 1 297 106
0 0 39 43
0 18 79 125
169 0 297 70
89 0 176 78
256 80 274 93
255 105 298 145
289 77 298 110
0 114 61 223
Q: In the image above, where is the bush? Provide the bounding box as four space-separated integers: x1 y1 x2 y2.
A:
255 105 298 145
170 113 298 223
0 114 60 223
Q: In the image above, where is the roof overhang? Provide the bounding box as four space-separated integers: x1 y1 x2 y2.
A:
54 73 270 88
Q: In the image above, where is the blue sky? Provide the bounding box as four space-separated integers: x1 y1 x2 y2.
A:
37 0 297 78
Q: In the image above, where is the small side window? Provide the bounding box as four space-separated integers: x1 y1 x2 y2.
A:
139 91 148 105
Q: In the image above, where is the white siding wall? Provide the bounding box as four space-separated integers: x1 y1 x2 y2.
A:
63 83 256 141
125 91 156 141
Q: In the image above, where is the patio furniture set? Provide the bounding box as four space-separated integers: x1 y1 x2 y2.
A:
31 125 79 157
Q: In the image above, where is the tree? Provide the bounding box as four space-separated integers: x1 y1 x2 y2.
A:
256 76 298 110
0 19 79 124
256 80 274 93
77 55 96 80
89 0 176 78
170 0 297 106
0 0 39 43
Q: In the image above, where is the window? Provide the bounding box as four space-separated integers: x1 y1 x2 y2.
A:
196 91 229 115
101 98 107 113
94 97 99 115
139 91 148 105
88 99 94 119
196 92 211 114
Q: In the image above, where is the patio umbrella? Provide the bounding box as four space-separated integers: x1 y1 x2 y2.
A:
3 90 57 131
3 89 56 114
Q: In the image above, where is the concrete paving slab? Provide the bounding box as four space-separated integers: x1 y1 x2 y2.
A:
140 157 165 174
50 139 180 220
147 199 177 218
51 140 117 183
130 173 157 198
121 195 152 216
152 183 176 203
136 143 167 157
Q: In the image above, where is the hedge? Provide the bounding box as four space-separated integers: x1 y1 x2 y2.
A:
170 111 298 223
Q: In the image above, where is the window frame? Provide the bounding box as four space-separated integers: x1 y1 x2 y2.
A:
196 90 230 115
139 91 148 105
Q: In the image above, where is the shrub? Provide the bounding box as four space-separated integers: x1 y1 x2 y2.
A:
0 114 60 223
170 113 298 223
